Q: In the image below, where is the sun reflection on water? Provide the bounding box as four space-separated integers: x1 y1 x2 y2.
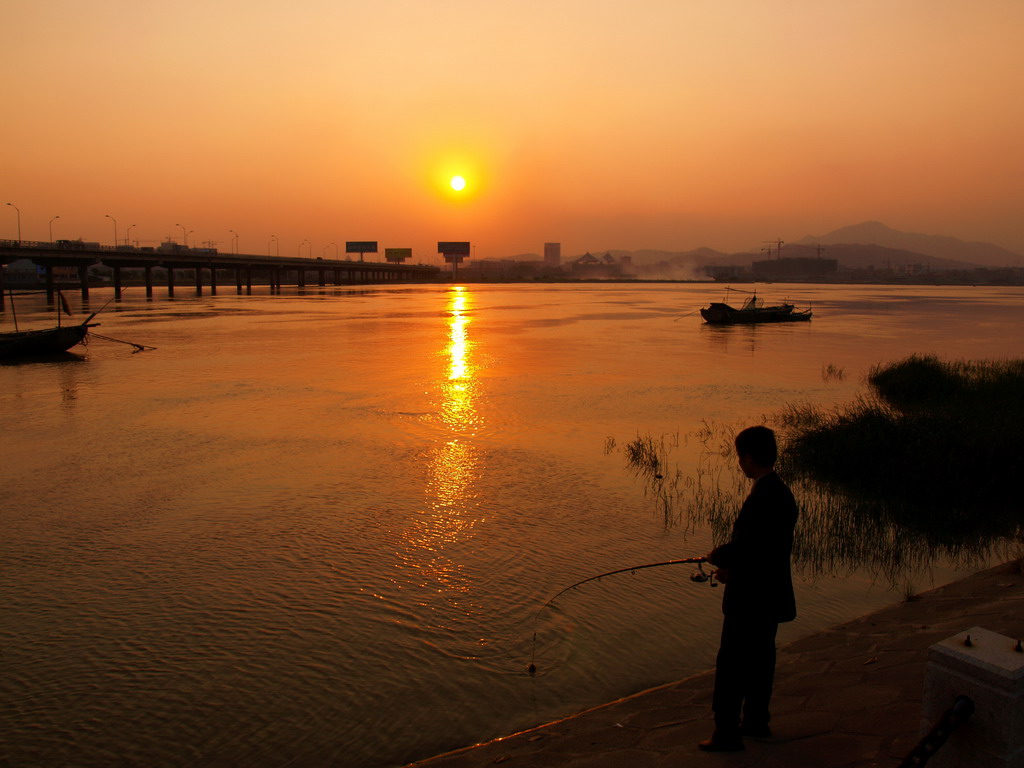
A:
399 287 485 599
441 287 480 435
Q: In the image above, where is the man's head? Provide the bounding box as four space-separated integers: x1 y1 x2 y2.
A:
735 426 777 479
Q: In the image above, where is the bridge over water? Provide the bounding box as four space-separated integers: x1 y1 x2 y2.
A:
0 241 442 309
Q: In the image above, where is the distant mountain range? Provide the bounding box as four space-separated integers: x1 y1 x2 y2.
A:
558 222 1021 272
792 222 1021 268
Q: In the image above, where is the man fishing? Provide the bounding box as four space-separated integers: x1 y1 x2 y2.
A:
699 425 798 752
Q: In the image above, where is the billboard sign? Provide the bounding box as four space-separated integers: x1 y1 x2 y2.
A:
346 241 378 254
385 247 412 262
437 241 470 256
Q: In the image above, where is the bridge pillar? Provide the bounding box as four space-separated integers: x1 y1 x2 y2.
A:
194 267 203 296
210 267 218 296
145 265 153 298
167 267 176 297
318 269 325 286
0 264 5 310
113 265 122 300
297 268 305 288
246 267 252 294
78 264 90 300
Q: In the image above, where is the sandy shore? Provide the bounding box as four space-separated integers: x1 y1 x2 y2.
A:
407 560 1024 768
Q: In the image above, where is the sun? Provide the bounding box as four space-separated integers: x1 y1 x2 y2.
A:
450 175 466 192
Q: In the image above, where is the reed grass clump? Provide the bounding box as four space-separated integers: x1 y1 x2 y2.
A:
614 359 1023 587
821 363 845 382
780 355 1024 541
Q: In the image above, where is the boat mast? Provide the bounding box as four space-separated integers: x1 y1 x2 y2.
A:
7 289 18 333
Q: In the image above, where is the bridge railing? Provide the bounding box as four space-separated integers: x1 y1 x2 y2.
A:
1 240 433 264
1 239 125 252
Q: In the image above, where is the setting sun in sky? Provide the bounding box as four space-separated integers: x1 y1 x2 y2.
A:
3 0 1022 261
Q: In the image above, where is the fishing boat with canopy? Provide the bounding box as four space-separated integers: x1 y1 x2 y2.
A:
0 290 99 359
700 287 812 325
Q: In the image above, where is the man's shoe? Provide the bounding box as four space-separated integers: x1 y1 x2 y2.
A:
741 723 772 739
698 733 744 752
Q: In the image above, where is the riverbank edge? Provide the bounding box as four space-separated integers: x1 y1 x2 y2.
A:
406 559 1024 768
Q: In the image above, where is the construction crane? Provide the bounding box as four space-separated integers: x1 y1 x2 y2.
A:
787 243 827 258
762 238 784 258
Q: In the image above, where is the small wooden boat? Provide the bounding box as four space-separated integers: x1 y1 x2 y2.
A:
0 321 97 359
700 291 812 325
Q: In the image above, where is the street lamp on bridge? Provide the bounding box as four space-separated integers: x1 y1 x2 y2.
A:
176 223 189 247
229 229 239 255
268 235 278 257
126 224 136 246
5 202 21 244
49 215 60 242
105 214 118 247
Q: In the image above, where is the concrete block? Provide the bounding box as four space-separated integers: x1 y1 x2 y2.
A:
921 626 1024 767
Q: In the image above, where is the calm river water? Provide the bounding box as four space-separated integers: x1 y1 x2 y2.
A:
3 282 1022 767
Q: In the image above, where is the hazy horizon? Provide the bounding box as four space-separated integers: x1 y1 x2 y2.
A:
4 1 1022 262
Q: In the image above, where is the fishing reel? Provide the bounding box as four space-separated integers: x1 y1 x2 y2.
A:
689 561 718 587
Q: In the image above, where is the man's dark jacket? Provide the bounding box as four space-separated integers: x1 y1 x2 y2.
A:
709 471 797 623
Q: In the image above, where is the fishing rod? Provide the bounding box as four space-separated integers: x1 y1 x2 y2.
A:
80 293 118 326
527 555 715 674
74 290 154 350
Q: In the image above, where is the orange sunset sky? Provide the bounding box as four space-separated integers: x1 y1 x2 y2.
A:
3 0 1022 262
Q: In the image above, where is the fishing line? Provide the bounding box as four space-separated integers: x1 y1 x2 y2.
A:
527 556 714 674
673 310 700 321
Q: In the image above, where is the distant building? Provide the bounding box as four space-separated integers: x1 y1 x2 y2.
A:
2 258 78 287
569 251 631 278
898 263 928 276
157 240 189 254
544 243 561 267
750 256 838 280
457 258 544 281
705 264 747 281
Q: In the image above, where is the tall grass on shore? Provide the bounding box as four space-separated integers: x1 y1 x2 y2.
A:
779 355 1024 541
614 357 1024 586
621 423 740 541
